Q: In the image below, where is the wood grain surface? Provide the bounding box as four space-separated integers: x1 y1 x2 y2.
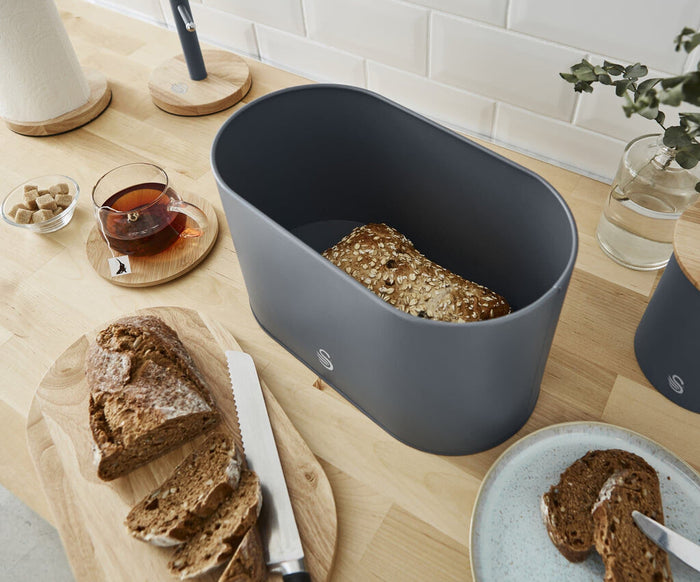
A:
149 50 252 116
4 68 112 137
674 198 700 289
1 2 699 581
85 192 219 287
26 306 337 582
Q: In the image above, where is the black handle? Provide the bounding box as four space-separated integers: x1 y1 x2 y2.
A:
282 572 311 582
169 0 207 80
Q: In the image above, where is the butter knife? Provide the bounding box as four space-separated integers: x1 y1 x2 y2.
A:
226 350 311 582
632 510 700 572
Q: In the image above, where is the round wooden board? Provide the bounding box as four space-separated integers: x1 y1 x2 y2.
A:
3 68 111 136
86 192 219 287
149 49 252 116
26 306 337 582
674 199 700 290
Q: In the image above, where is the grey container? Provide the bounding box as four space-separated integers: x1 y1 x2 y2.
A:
212 84 578 455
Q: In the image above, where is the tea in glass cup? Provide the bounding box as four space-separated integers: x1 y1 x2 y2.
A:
92 163 208 256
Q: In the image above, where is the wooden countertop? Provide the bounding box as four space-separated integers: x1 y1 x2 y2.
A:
1 1 698 580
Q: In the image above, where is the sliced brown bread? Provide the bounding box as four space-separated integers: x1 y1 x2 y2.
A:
592 468 672 582
541 449 654 562
218 526 267 582
86 315 220 480
168 470 262 579
125 431 243 546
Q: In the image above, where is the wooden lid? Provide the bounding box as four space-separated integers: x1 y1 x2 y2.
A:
149 49 251 116
674 198 700 290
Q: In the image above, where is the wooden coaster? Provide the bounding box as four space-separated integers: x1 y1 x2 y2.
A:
3 68 111 137
674 198 700 290
86 193 218 287
149 49 251 116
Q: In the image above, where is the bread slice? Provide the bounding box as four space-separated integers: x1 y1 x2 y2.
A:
541 449 654 562
592 468 672 582
322 223 511 322
125 432 243 546
86 315 220 480
218 526 267 582
168 470 262 579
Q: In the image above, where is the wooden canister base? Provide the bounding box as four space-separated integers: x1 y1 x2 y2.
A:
149 49 251 116
3 68 111 137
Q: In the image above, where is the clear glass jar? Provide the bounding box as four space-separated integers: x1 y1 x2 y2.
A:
596 134 700 270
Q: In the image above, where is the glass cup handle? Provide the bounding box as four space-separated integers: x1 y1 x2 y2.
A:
167 198 209 238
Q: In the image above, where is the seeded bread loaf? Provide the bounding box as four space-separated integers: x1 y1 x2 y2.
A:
322 223 510 322
125 431 243 546
86 315 220 481
168 470 262 579
592 468 672 581
541 449 654 562
218 526 266 582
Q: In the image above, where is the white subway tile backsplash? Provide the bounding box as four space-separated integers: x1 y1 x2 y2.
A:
411 0 507 26
431 14 580 121
495 104 626 181
91 0 700 184
202 0 305 35
508 0 700 75
257 26 366 86
304 0 429 74
367 62 495 137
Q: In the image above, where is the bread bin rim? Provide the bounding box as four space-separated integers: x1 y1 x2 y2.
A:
211 83 579 327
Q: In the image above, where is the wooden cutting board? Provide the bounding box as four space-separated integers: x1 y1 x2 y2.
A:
26 306 337 582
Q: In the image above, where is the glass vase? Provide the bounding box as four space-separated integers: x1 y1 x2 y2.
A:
596 133 700 270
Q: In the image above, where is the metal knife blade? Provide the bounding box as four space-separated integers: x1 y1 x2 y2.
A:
632 510 700 572
226 350 311 582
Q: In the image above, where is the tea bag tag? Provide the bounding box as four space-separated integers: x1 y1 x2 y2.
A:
108 255 131 277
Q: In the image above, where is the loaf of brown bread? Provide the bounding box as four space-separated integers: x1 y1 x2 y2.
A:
540 449 654 562
125 431 243 546
322 223 510 323
168 470 262 579
86 315 220 481
592 469 672 582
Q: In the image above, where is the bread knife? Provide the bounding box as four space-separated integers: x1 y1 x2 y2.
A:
632 510 700 572
226 350 311 582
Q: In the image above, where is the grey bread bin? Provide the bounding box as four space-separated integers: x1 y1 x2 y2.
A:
212 85 578 455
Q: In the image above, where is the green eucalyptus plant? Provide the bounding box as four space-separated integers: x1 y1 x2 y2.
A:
561 27 700 192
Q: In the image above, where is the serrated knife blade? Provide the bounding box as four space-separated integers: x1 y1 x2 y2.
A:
226 350 311 582
632 510 700 572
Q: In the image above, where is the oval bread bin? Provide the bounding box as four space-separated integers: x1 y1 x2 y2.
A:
212 85 578 455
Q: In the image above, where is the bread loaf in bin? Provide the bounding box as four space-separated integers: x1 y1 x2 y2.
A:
212 84 578 454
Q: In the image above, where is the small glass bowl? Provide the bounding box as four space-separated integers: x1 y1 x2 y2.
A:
1 175 80 234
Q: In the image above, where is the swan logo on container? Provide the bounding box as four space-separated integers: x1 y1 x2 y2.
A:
317 348 334 371
667 374 684 394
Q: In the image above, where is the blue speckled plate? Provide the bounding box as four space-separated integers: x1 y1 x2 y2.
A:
470 422 700 581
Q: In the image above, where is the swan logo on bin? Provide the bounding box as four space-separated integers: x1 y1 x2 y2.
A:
317 348 334 371
667 374 685 394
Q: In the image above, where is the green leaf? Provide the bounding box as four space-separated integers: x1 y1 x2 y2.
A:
663 125 693 147
614 79 632 97
574 81 594 93
603 61 625 76
673 149 699 169
695 181 700 193
638 105 659 120
637 78 661 95
625 63 648 79
659 83 685 106
560 72 578 83
661 75 687 88
656 111 666 125
597 73 613 85
679 73 700 106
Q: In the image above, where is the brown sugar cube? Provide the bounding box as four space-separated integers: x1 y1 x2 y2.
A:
54 193 73 208
32 209 54 223
23 184 38 194
49 183 70 196
8 203 29 219
36 193 58 211
23 188 40 210
14 208 34 224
